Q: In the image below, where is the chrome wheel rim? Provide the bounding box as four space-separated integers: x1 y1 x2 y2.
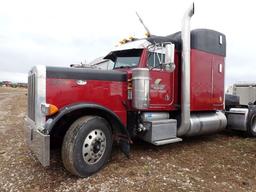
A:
82 129 106 165
252 116 256 133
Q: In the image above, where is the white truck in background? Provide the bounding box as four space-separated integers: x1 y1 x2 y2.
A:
225 83 256 137
227 83 256 105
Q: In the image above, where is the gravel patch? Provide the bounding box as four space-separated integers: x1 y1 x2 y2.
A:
0 87 255 191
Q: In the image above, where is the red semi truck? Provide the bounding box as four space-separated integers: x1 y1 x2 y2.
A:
25 4 256 177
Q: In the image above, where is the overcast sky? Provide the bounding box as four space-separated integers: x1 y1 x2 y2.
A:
0 0 255 86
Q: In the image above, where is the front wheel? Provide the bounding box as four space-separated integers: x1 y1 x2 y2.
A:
62 116 112 177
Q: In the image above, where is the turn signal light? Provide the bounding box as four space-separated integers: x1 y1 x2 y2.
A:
41 103 59 116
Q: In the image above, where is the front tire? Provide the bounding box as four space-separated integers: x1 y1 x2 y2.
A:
62 116 112 177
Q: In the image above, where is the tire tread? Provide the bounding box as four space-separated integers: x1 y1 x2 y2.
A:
62 116 94 176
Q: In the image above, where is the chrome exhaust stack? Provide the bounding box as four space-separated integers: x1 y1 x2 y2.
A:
177 3 195 137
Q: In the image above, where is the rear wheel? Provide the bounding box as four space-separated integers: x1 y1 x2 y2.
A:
247 114 256 137
62 116 112 177
247 105 256 137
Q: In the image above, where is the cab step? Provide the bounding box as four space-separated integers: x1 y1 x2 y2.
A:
153 137 182 146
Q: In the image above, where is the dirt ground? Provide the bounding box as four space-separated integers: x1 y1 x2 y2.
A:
0 87 256 192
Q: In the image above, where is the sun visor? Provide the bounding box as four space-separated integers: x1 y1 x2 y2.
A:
104 39 151 59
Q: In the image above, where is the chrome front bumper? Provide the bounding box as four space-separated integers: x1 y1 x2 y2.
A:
24 116 50 166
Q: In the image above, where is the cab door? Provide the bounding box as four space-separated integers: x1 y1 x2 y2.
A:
147 52 174 110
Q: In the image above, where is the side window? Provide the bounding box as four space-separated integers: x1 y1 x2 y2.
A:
148 52 165 69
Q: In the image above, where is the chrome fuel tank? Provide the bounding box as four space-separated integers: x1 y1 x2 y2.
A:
181 111 227 137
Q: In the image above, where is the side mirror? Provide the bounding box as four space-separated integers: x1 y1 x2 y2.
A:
164 43 175 72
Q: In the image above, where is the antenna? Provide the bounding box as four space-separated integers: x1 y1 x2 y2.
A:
135 12 151 37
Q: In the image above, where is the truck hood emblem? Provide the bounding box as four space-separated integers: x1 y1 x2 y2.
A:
76 80 87 85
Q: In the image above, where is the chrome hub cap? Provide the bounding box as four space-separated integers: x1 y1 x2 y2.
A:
82 129 106 164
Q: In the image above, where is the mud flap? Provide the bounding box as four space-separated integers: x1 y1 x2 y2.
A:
114 134 131 158
119 139 130 158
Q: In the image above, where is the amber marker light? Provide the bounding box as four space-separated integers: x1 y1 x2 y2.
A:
41 103 59 116
128 78 132 90
145 32 150 37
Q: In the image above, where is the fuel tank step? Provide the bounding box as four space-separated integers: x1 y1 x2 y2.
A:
153 137 182 146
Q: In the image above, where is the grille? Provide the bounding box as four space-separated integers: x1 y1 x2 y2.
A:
28 73 36 121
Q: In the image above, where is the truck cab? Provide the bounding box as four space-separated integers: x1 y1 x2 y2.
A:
24 3 256 177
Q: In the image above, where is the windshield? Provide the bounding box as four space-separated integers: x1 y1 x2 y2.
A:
104 49 142 69
115 56 140 68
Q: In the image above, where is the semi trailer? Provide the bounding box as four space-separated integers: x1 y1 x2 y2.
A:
229 83 256 105
25 3 256 177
